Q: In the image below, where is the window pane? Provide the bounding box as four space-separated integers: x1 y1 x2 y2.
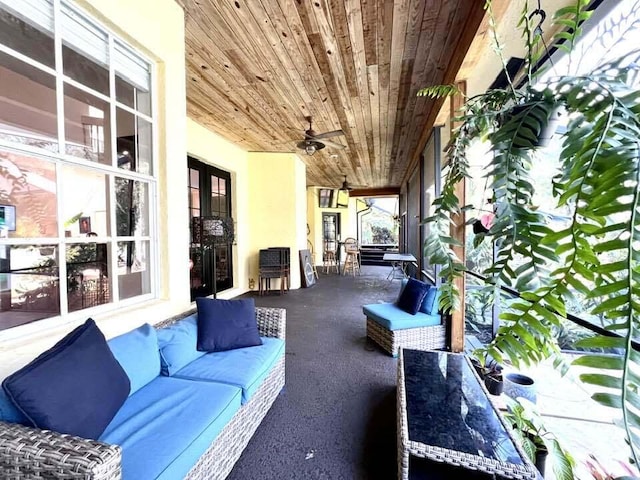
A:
0 149 57 238
61 4 109 95
0 0 54 68
0 52 57 152
0 244 60 331
116 178 149 236
64 83 112 165
117 240 150 300
66 242 110 312
116 75 151 117
60 165 108 238
190 188 200 210
116 108 153 175
189 168 199 187
114 41 151 116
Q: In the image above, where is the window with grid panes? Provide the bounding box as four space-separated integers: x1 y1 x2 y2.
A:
0 0 156 332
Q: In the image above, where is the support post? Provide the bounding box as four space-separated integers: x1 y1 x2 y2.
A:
449 80 467 353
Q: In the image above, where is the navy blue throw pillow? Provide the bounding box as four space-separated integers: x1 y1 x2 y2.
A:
196 298 263 352
2 319 130 440
396 278 430 315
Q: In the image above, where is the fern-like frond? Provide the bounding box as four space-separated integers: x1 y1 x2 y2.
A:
417 84 461 99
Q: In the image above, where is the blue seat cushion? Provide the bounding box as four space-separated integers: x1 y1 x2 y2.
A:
363 303 441 331
172 337 284 404
157 314 206 376
100 376 241 480
108 323 160 395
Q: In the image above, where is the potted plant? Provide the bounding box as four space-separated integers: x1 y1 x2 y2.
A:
503 398 575 479
471 354 504 395
419 0 640 466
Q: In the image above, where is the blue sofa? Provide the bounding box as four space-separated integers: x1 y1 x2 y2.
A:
363 284 446 356
0 306 286 480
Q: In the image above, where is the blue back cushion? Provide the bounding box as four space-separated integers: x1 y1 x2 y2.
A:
157 314 206 376
108 323 160 395
398 278 440 315
196 298 262 352
396 278 429 315
2 319 130 439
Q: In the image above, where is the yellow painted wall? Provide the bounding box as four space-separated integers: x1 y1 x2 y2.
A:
0 0 189 377
247 152 307 290
186 119 251 299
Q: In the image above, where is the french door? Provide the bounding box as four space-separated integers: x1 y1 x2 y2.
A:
188 157 233 300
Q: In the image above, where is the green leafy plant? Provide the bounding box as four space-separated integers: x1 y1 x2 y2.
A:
421 0 640 464
503 398 575 480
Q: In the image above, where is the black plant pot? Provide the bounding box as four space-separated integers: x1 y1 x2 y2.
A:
535 445 548 477
484 374 504 396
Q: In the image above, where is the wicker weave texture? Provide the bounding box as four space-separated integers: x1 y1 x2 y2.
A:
0 421 122 480
184 355 285 480
396 350 537 480
366 317 446 356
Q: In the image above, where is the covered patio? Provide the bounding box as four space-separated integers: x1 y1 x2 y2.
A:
1 0 639 479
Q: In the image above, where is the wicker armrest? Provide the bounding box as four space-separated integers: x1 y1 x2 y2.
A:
0 421 121 479
256 307 286 340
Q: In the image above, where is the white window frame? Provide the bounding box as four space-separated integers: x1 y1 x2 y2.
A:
0 0 159 340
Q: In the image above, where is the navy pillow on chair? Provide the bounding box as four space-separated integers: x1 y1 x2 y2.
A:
2 318 130 440
196 297 263 352
396 277 430 315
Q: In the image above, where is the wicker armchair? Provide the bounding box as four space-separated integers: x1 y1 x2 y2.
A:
0 307 286 480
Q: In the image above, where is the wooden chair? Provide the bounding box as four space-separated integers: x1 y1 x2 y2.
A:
342 237 360 276
323 240 339 274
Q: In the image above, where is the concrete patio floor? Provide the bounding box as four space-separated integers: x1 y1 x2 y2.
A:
243 263 635 479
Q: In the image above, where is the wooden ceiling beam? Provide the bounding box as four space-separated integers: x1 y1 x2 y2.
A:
349 187 401 197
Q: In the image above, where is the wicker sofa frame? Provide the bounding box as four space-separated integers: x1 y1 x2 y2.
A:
0 306 286 480
365 316 446 356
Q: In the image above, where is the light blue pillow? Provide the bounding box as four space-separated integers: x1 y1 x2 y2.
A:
156 315 206 376
108 323 160 395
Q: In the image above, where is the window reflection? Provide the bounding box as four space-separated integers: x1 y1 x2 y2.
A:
116 108 153 175
0 1 55 68
0 149 57 238
66 242 109 312
60 165 108 238
0 244 60 331
116 177 149 236
117 241 149 300
64 83 112 165
0 52 57 151
61 4 109 95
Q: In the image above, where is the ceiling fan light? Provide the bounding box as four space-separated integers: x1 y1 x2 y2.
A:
305 144 317 155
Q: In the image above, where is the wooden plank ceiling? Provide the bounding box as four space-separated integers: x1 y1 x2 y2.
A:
180 0 486 189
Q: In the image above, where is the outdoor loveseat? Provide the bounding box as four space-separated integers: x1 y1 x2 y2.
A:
0 306 286 480
363 280 445 356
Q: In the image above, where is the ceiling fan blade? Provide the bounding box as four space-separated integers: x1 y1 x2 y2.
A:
311 129 344 140
317 138 346 150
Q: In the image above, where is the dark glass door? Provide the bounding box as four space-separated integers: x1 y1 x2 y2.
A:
322 212 340 263
188 157 233 300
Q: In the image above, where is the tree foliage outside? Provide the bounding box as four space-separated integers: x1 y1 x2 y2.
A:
420 0 640 469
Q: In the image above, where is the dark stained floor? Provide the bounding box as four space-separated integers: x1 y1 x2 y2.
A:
229 266 497 480
229 265 401 480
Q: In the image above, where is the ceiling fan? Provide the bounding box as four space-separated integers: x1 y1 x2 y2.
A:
339 175 365 192
296 116 345 155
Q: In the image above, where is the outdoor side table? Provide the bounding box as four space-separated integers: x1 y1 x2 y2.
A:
397 349 538 480
383 253 416 280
